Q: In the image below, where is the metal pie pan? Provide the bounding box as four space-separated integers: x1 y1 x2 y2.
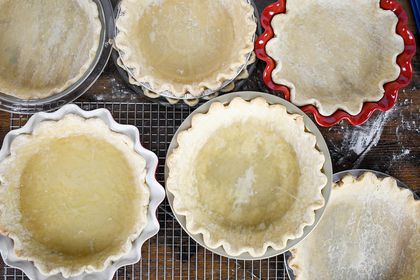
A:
0 0 114 114
284 169 418 280
113 0 261 101
165 91 333 260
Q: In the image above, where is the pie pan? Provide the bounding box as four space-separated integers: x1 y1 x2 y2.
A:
165 91 333 260
0 104 165 280
0 0 114 115
113 50 258 107
283 169 419 280
113 0 259 103
255 0 416 127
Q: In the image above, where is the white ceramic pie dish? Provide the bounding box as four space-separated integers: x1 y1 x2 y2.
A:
284 169 418 280
0 104 165 280
165 91 333 260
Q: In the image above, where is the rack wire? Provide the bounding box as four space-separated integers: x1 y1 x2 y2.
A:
2 102 288 280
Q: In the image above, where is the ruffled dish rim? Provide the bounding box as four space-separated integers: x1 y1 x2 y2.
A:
255 0 416 127
0 104 165 280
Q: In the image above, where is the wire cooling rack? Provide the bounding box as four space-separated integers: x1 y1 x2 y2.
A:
1 102 288 280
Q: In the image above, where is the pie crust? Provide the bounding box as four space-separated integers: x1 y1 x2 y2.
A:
0 0 102 100
167 97 327 257
115 0 256 98
0 115 150 277
265 0 405 116
289 172 419 280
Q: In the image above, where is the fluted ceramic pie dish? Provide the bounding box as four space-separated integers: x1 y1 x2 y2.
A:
256 0 416 126
0 104 165 280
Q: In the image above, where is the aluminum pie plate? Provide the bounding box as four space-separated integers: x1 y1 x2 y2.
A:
0 0 114 115
284 169 418 280
0 104 165 280
113 0 260 101
165 91 333 260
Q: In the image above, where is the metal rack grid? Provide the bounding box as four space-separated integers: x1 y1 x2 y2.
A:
2 102 289 280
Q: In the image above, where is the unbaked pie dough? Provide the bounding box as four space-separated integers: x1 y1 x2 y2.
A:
0 0 102 100
167 97 327 257
265 0 405 116
289 172 419 280
0 115 150 277
115 0 256 97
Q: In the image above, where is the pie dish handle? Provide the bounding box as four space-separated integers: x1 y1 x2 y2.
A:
255 0 416 127
0 104 166 280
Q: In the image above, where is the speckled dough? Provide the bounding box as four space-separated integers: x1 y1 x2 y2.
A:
0 115 150 277
289 172 419 280
265 0 404 116
167 97 327 257
0 0 102 100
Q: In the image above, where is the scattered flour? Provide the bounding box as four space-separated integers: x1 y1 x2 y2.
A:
92 77 139 102
330 110 393 167
233 167 255 207
392 149 411 161
328 89 418 169
396 114 420 136
391 95 418 165
346 113 389 155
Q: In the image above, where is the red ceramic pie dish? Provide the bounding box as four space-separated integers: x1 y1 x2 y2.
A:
255 0 416 127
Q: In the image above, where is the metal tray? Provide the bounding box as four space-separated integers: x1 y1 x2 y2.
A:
165 91 333 261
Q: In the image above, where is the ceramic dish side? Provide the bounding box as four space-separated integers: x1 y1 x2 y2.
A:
0 104 165 280
255 0 416 127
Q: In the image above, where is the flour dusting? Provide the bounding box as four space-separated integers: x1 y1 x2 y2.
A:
392 149 411 161
233 167 255 207
92 76 139 102
391 94 419 164
346 112 389 155
328 110 394 167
